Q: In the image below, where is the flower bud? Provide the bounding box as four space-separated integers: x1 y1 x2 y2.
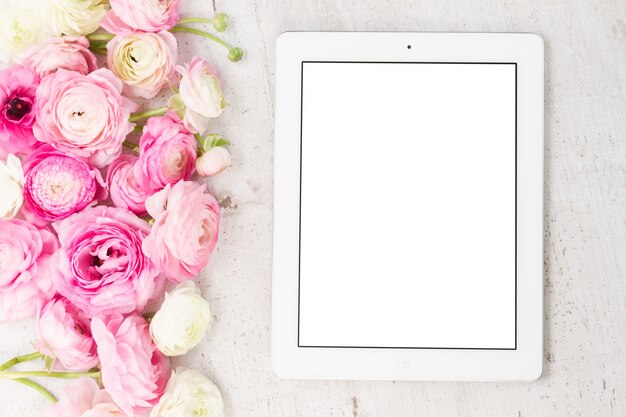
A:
213 12 229 32
196 146 231 177
228 47 244 62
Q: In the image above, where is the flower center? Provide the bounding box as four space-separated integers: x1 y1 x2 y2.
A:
4 96 31 121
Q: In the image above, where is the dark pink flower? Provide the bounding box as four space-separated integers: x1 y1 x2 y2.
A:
53 206 160 318
106 154 156 215
0 65 39 158
22 145 107 222
138 114 197 189
92 314 171 417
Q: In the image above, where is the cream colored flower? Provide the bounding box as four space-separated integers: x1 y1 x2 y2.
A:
46 0 109 37
0 1 51 64
0 154 24 219
149 281 212 356
150 368 224 417
107 31 177 99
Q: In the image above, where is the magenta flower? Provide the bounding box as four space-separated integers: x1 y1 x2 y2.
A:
22 145 107 222
0 218 58 321
92 314 171 417
36 298 99 371
138 114 197 189
33 68 138 168
100 0 180 35
22 36 98 78
0 65 39 158
106 154 156 215
53 206 160 318
143 181 220 282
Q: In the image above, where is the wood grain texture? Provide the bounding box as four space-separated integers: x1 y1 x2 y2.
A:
1 0 625 415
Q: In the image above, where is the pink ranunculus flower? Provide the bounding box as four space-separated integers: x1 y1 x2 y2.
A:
22 36 98 78
138 114 197 189
0 64 39 158
100 0 180 35
36 298 99 371
107 31 177 99
143 181 220 282
53 206 160 318
0 219 58 321
92 314 171 417
176 57 226 134
107 154 156 215
48 377 125 417
22 145 107 222
33 68 138 168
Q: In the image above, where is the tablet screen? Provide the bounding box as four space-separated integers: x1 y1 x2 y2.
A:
298 62 517 350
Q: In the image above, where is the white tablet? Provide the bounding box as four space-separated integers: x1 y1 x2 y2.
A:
272 32 543 381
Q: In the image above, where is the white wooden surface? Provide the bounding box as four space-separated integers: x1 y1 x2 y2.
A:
1 0 626 415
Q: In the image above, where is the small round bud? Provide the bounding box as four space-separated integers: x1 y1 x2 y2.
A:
228 47 244 62
213 12 229 32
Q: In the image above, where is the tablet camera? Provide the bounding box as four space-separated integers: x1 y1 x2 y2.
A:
407 44 411 49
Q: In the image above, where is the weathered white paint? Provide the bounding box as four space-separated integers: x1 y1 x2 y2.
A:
1 0 625 415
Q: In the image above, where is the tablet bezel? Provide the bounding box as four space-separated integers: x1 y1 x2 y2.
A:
272 32 544 381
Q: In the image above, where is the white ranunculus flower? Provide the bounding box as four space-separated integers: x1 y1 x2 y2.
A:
46 0 109 37
176 57 226 134
150 281 212 356
0 0 51 64
0 154 25 219
150 368 224 417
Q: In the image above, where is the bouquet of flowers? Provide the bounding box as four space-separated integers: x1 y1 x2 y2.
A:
0 1 243 416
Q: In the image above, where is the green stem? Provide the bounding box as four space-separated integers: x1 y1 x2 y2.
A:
132 125 144 134
87 33 115 42
178 18 214 25
15 379 57 403
122 140 138 151
170 25 232 49
0 370 100 380
0 352 42 372
90 47 108 56
129 107 168 122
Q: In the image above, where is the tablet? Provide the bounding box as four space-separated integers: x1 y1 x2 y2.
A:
272 32 543 381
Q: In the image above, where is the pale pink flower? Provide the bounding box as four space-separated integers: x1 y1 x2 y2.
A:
48 377 125 417
22 36 98 78
33 68 138 168
0 219 58 321
143 181 220 282
22 145 107 222
92 314 171 417
0 64 39 158
107 31 177 99
100 0 180 35
138 114 197 189
106 154 156 215
176 57 226 134
36 298 99 371
196 146 231 177
53 206 160 317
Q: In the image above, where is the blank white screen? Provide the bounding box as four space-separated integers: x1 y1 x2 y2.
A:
298 62 516 349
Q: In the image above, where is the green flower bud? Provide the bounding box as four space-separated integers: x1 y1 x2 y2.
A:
227 47 244 62
213 12 229 32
